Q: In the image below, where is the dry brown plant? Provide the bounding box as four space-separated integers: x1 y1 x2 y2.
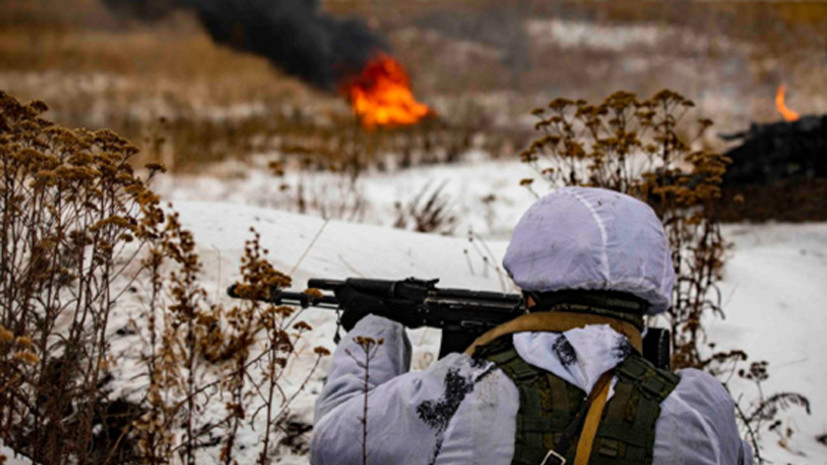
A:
393 181 458 235
271 146 369 223
520 90 808 460
0 90 328 464
0 90 165 464
133 225 329 465
345 336 384 465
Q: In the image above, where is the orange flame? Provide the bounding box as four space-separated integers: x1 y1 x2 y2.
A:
775 84 800 122
342 54 431 128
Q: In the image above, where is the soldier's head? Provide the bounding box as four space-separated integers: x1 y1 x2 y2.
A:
503 187 674 328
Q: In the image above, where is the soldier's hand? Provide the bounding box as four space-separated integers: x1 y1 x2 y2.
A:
334 285 389 331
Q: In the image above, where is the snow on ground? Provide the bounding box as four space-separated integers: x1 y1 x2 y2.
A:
0 442 32 465
711 223 827 462
109 160 827 464
160 200 827 464
152 154 539 239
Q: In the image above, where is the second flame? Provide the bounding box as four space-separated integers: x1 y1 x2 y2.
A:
775 84 800 122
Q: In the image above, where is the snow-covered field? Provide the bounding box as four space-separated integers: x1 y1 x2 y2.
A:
711 223 827 461
7 158 816 465
152 154 539 240
136 157 827 464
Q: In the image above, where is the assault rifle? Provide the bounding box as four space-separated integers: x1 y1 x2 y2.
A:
227 277 671 368
228 277 524 358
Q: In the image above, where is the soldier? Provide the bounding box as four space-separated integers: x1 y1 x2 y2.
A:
310 187 752 465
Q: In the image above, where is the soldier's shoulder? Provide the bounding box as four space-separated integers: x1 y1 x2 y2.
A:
668 368 735 410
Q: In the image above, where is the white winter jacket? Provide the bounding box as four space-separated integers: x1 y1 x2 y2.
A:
311 315 752 465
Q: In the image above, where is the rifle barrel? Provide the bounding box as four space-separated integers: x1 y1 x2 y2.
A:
226 285 339 309
279 291 340 309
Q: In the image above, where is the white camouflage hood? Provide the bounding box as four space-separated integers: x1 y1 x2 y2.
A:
503 187 674 314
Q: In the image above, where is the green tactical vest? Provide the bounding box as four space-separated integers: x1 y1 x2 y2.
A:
473 336 679 465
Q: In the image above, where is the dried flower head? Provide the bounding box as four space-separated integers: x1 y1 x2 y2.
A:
313 346 332 356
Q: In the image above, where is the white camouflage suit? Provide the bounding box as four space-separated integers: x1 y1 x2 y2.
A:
310 188 753 465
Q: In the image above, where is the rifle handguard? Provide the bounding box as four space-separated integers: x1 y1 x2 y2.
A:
226 277 671 369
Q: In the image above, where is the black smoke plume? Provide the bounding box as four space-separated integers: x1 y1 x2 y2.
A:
102 0 387 90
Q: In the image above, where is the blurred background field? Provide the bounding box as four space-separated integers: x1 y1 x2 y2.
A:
2 0 826 172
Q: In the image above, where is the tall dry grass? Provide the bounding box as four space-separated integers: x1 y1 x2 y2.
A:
0 90 329 464
0 89 167 464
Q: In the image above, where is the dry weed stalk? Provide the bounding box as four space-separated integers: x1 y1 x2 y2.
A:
345 336 384 465
135 224 329 465
269 152 368 223
271 149 460 236
132 206 217 465
393 181 458 235
463 229 510 292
